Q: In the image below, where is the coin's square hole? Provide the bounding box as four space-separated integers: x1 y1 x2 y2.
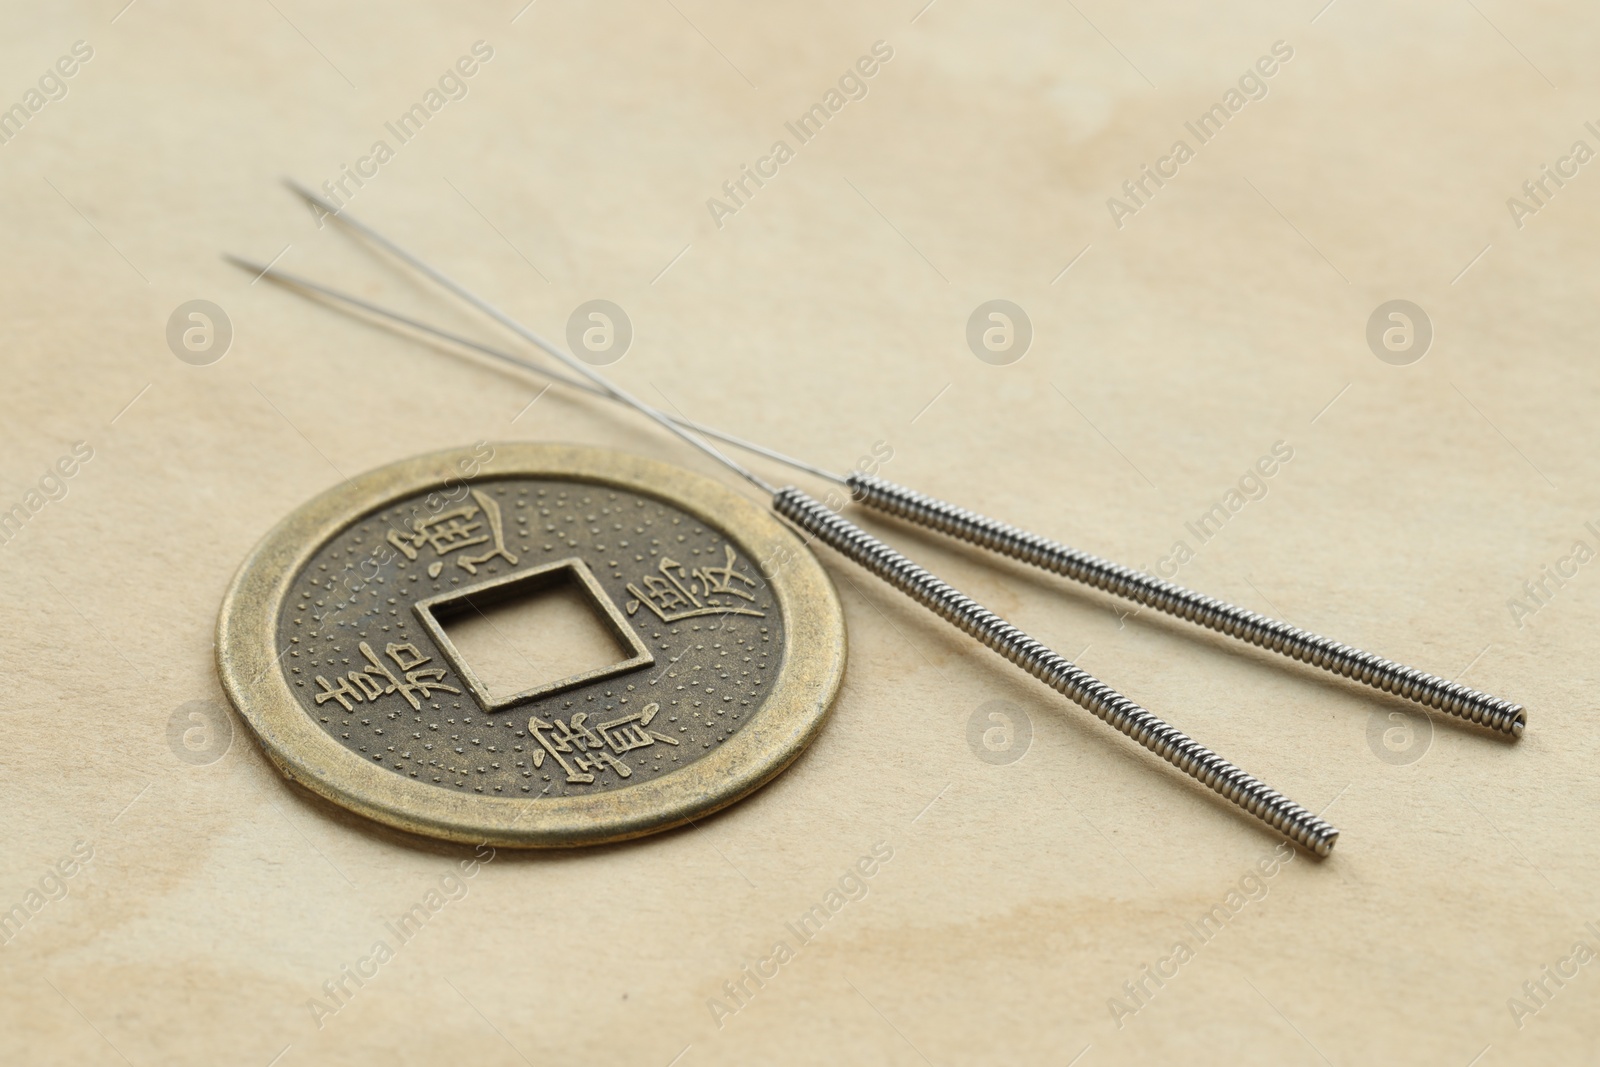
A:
414 559 654 711
441 577 625 702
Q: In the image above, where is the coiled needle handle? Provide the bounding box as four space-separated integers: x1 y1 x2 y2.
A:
774 486 1339 856
846 473 1525 738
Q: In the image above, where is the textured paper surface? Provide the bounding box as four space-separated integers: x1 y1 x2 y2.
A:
1 2 1596 1063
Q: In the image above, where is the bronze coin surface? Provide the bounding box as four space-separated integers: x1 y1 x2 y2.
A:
217 443 846 846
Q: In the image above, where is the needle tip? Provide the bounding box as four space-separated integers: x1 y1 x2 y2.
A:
281 176 319 202
282 177 346 222
222 253 280 284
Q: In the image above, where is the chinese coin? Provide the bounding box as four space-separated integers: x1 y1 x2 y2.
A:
217 443 846 846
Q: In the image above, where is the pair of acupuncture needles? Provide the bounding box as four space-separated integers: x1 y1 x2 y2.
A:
228 181 1527 857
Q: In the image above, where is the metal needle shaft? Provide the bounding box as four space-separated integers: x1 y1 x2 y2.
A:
223 254 846 485
283 180 778 495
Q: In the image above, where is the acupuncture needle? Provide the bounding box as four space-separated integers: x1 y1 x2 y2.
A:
231 240 1526 743
240 183 1341 855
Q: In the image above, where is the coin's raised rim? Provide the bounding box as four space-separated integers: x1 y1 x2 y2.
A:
216 442 846 847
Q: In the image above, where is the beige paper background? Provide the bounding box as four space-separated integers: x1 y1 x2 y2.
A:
2 1 1597 1063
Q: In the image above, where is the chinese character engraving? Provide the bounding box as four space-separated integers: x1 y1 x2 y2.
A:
313 641 461 712
384 489 518 575
595 702 679 755
528 703 677 784
624 545 765 623
529 712 631 784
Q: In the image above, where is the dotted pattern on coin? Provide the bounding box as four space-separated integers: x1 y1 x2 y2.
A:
275 479 782 799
